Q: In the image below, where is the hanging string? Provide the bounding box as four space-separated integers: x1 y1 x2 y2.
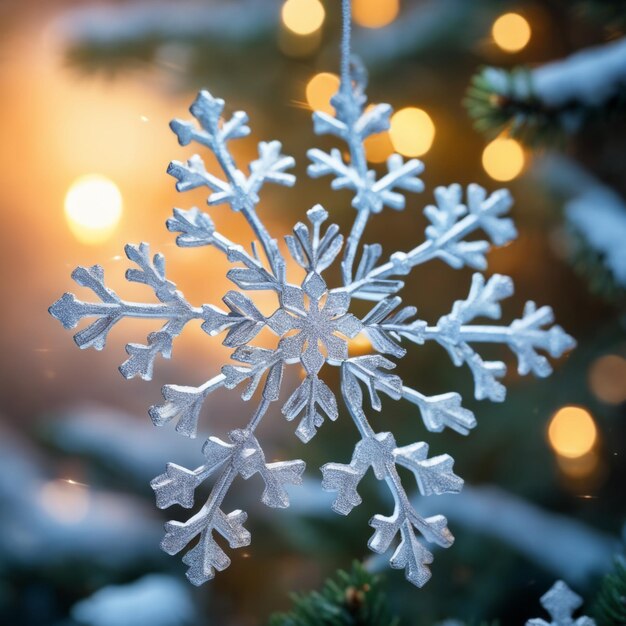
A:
340 0 352 93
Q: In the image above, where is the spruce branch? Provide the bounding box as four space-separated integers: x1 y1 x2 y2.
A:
465 38 626 146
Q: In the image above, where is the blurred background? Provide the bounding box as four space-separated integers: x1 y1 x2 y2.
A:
0 0 625 624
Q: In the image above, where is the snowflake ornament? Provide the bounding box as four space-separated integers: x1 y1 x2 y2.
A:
527 581 596 626
49 1 574 588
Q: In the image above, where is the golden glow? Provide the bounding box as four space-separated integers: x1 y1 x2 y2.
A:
548 406 597 459
588 354 626 405
64 174 123 244
353 0 400 29
306 72 340 115
492 13 531 53
364 131 394 163
40 479 89 524
349 333 373 356
556 449 599 479
281 0 325 36
482 138 525 181
389 107 435 157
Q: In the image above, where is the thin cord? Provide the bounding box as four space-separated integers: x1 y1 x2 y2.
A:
340 0 352 92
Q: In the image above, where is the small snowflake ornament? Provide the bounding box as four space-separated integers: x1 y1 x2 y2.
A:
49 0 574 587
527 581 596 626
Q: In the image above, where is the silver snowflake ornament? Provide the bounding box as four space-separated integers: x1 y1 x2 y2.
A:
527 581 596 626
49 30 574 587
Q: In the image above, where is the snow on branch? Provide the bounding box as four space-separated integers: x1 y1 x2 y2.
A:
466 37 626 143
532 155 626 291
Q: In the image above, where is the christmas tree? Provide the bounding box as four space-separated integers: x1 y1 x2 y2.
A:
0 1 624 624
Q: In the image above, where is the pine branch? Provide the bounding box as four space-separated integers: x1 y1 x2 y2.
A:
531 155 626 301
267 561 400 626
593 558 626 626
465 38 626 146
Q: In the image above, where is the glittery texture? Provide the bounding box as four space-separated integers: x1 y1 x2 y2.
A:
49 3 575 588
527 580 596 625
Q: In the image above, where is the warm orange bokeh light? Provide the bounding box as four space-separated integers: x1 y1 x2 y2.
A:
349 333 373 356
492 13 532 53
64 174 123 245
548 406 598 459
364 131 394 163
353 0 400 29
389 107 435 157
556 449 600 479
281 0 325 36
482 137 525 181
588 354 626 405
306 72 340 115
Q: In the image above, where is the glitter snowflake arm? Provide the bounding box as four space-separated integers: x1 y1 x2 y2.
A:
321 356 463 587
345 183 518 301
148 342 285 439
307 56 424 285
49 242 212 381
360 273 575 404
169 90 295 279
527 581 596 626
423 273 576 401
151 398 305 585
166 206 282 293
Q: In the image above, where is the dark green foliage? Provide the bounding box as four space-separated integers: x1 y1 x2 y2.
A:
464 67 564 146
267 562 400 626
593 559 626 626
574 1 626 31
566 228 626 303
464 66 626 147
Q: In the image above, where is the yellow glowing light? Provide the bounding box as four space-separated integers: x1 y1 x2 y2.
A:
588 354 626 405
349 333 373 356
40 479 90 524
492 13 531 53
364 131 394 163
64 174 123 245
389 107 435 157
281 0 325 36
548 406 597 459
306 72 340 115
353 0 399 29
556 449 599 479
482 138 525 181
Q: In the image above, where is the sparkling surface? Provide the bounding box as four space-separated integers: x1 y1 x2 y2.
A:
50 26 574 590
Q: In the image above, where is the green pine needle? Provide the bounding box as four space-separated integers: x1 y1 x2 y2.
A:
593 558 626 626
464 65 626 148
267 561 400 626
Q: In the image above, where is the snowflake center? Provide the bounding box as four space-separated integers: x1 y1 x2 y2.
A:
267 274 363 375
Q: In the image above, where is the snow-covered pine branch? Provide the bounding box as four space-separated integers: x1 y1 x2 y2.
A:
466 37 626 144
532 155 626 292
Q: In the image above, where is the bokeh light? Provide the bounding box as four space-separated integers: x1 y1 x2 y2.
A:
353 0 400 29
588 354 626 404
482 137 525 181
349 333 373 356
389 107 435 157
306 72 340 115
364 131 394 163
556 449 600 479
281 0 325 36
492 13 532 53
64 174 123 245
39 479 90 524
548 406 597 459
